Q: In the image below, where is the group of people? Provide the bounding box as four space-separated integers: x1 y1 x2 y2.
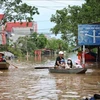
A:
55 51 82 69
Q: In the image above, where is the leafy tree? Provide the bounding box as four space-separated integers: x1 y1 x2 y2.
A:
46 38 59 50
29 33 47 49
7 45 22 57
50 0 100 46
29 32 38 43
79 0 100 23
51 8 70 35
0 0 39 25
15 36 35 55
46 38 68 51
36 34 47 49
50 7 79 46
14 32 47 56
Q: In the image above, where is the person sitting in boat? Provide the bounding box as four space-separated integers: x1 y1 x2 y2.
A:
67 58 73 68
55 51 66 69
74 60 82 68
0 53 6 62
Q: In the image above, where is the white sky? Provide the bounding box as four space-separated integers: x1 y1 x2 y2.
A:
23 0 85 34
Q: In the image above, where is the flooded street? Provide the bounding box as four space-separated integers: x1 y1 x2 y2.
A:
0 53 100 100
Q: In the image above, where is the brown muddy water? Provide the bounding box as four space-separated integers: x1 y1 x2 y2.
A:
0 53 100 100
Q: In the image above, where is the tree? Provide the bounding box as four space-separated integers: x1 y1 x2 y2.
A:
51 8 70 35
0 0 39 25
50 7 80 46
46 38 58 50
14 33 47 56
46 38 68 51
79 0 100 23
50 0 100 45
36 34 47 49
15 36 37 55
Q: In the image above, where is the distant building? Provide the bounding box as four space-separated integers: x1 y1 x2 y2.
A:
0 14 38 44
5 21 37 42
0 14 6 45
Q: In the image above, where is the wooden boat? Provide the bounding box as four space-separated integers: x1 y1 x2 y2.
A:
0 62 10 69
49 68 87 74
0 52 10 69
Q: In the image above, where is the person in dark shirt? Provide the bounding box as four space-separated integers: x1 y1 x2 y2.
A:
55 51 66 69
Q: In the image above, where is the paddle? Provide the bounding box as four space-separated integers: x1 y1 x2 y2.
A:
7 62 18 68
10 63 18 68
34 67 54 69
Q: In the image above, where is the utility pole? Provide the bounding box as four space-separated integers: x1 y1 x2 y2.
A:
26 37 28 61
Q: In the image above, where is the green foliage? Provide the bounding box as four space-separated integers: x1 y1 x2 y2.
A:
46 38 68 51
50 0 100 46
0 33 69 56
0 0 39 25
36 34 47 49
80 0 100 23
51 8 70 35
0 44 7 51
7 45 22 57
0 44 22 57
14 32 47 56
46 38 59 50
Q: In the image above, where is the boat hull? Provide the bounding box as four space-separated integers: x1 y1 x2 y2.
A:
49 68 87 74
0 62 10 69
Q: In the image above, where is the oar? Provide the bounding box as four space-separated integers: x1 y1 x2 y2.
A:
7 62 18 68
34 67 54 69
10 63 18 68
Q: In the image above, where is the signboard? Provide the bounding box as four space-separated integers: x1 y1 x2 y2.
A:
78 24 100 45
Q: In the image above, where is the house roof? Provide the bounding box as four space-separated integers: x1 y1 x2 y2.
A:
0 14 4 20
5 22 33 32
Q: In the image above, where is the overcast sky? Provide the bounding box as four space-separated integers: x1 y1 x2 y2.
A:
23 0 85 34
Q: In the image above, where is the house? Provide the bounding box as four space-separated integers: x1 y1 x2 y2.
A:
0 13 38 44
5 21 37 42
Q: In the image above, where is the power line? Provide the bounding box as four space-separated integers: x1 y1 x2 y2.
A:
46 0 69 5
23 0 85 12
38 28 51 30
25 3 57 10
35 5 66 8
23 0 85 11
36 20 50 22
34 5 57 10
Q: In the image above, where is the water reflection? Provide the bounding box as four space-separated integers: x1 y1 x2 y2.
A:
0 54 100 100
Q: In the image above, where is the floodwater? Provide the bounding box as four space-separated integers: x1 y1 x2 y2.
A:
0 53 100 100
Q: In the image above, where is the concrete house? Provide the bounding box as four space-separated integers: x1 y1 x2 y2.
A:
5 21 37 42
